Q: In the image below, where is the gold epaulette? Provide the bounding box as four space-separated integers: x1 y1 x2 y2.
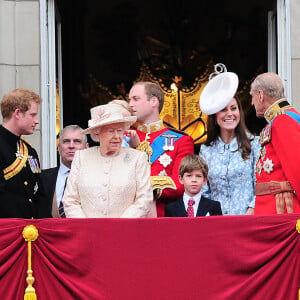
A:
3 139 29 180
264 98 292 123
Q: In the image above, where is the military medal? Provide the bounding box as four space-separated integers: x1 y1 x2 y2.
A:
259 124 271 146
256 161 262 175
259 147 266 161
163 138 169 151
158 153 172 168
169 138 174 151
28 156 41 173
162 137 175 151
263 158 274 174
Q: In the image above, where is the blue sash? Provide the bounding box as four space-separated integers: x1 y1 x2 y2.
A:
285 111 300 125
150 130 184 164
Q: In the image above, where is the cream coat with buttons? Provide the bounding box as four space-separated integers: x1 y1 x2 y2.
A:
62 146 153 218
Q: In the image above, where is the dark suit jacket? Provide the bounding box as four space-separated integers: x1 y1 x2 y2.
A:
40 166 59 215
165 196 222 217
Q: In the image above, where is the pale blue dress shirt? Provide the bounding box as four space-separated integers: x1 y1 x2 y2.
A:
56 163 70 206
199 135 260 215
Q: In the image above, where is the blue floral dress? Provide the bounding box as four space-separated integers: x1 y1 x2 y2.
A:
199 135 260 215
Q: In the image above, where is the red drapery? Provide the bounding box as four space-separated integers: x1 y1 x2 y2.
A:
0 215 300 300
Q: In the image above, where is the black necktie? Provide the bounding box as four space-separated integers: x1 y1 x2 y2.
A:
58 201 66 218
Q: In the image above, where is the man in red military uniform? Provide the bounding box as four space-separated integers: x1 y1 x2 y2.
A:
250 72 300 214
129 81 194 217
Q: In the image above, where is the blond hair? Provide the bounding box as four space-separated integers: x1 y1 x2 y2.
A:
1 88 41 119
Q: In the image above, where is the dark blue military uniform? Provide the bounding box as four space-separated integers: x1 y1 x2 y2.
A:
0 125 51 218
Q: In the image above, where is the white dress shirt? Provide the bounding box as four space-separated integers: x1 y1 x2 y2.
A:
55 163 70 206
183 191 202 217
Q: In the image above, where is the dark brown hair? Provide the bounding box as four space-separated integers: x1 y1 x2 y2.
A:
204 97 252 160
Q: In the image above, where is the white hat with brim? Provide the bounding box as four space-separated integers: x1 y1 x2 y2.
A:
82 103 137 135
199 72 239 115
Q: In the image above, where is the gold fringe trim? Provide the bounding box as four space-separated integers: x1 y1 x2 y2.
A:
295 220 300 299
4 140 28 180
22 225 39 300
296 220 300 234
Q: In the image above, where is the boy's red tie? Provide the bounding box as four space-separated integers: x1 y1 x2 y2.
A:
187 199 195 217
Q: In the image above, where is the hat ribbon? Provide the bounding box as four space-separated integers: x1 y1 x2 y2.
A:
88 111 111 127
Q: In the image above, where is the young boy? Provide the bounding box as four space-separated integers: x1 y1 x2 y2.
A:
165 154 222 217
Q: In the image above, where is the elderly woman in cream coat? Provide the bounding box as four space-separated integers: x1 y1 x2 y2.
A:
62 102 154 218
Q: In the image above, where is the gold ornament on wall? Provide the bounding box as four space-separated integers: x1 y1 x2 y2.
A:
136 63 212 144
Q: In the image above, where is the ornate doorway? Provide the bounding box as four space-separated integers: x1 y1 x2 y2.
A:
56 0 275 140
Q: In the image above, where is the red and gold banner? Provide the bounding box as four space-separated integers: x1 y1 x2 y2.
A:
0 216 300 299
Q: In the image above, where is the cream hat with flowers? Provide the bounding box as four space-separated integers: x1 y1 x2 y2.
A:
82 102 137 135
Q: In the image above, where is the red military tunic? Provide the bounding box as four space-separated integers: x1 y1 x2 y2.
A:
255 99 300 214
134 120 194 217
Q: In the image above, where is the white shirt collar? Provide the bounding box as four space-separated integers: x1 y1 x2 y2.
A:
183 191 202 205
58 163 70 175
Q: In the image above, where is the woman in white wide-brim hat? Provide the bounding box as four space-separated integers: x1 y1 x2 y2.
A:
199 72 260 215
62 102 154 218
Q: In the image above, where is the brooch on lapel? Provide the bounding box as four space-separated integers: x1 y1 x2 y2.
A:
124 152 131 163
